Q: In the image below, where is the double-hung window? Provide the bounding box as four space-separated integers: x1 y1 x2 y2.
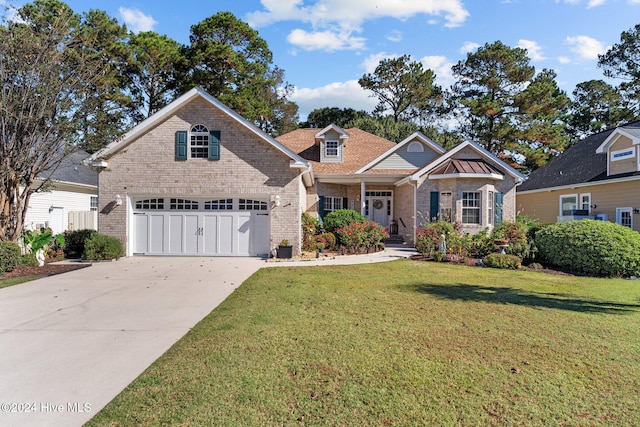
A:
190 125 209 158
462 192 481 224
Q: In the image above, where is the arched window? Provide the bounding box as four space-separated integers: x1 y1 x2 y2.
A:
407 141 424 153
190 124 210 158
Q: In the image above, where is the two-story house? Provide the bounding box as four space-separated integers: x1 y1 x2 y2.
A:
517 121 640 232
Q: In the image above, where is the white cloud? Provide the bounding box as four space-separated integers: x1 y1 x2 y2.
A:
420 55 455 88
386 30 403 43
565 35 608 60
361 52 396 73
558 56 571 64
517 39 546 61
287 28 366 51
118 7 157 33
291 80 377 119
555 0 607 6
460 41 480 54
247 0 469 51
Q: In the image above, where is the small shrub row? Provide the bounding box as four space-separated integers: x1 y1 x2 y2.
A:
483 253 522 269
0 242 21 274
84 233 125 261
64 229 96 259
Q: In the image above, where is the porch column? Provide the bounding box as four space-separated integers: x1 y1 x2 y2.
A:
360 181 366 216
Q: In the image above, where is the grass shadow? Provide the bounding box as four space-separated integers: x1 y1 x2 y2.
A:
409 283 640 314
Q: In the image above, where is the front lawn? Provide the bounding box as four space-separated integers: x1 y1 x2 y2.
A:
87 260 640 426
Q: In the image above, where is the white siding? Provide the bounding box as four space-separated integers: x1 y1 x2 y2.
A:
24 183 97 232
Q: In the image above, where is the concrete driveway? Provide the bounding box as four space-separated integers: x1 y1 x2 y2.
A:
0 256 264 427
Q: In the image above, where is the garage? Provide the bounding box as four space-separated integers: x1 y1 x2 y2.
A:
132 197 270 256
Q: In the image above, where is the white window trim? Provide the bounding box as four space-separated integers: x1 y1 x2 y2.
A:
462 191 481 225
611 147 635 162
190 124 209 159
580 193 591 213
325 140 339 157
488 191 494 226
616 207 633 229
559 194 578 216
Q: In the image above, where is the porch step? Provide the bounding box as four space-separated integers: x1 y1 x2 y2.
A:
384 234 404 245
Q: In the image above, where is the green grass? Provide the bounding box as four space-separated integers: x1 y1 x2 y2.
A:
87 260 640 426
0 276 44 289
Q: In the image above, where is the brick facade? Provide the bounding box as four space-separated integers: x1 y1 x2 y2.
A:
97 96 305 255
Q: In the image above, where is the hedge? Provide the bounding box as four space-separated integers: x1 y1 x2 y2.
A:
535 219 640 277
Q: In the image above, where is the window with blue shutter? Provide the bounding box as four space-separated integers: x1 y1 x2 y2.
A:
209 130 221 161
429 192 439 221
318 196 325 220
494 192 504 225
175 130 188 161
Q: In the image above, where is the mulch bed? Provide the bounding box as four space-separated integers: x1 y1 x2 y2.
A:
1 262 90 280
409 254 573 276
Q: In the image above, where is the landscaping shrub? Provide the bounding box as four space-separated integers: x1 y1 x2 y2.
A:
464 228 494 258
334 221 388 254
0 241 20 274
535 219 640 277
315 232 337 250
83 233 125 260
64 229 96 259
415 226 440 257
323 209 366 233
301 212 319 252
483 253 522 269
492 219 536 262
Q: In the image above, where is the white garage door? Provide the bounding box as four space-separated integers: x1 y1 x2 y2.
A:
132 197 269 256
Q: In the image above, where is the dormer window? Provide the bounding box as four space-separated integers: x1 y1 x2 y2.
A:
325 140 339 157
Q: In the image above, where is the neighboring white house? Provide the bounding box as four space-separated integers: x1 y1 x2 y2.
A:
24 150 98 234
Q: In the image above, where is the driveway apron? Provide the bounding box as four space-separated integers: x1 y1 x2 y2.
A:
0 256 264 427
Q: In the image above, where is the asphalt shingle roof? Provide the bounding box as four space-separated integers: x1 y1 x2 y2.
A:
276 128 397 174
39 150 98 187
517 120 640 192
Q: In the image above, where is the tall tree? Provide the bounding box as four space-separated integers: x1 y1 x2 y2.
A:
73 9 132 153
567 79 634 142
0 0 103 241
451 41 568 170
358 54 443 123
513 69 570 170
300 107 370 129
344 116 420 143
126 31 185 123
598 24 640 116
185 11 298 131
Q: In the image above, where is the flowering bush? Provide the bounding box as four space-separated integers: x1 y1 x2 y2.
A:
415 227 440 257
335 221 389 254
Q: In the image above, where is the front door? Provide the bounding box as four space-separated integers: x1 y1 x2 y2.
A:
366 191 392 227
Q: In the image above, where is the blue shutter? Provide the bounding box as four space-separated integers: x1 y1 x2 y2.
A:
209 130 220 160
343 197 348 209
495 192 504 225
175 131 188 161
318 196 325 221
429 192 439 221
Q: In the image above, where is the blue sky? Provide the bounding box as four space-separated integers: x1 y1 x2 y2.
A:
7 0 640 119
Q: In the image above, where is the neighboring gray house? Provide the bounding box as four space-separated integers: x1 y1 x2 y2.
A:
25 150 98 234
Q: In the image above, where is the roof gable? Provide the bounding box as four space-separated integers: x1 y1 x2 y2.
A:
88 87 309 169
596 127 640 154
356 132 445 173
314 124 349 141
411 140 525 183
